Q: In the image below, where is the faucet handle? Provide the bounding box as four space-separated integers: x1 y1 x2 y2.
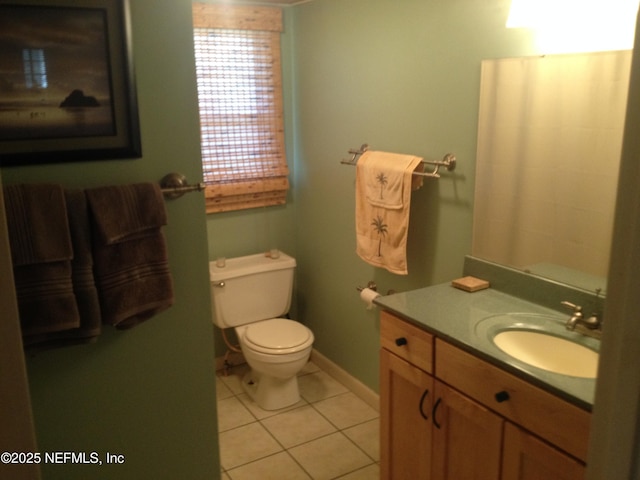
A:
561 301 582 312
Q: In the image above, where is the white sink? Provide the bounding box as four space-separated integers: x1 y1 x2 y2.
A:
493 330 599 378
474 313 600 379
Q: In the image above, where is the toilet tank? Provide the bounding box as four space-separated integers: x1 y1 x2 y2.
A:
209 252 296 328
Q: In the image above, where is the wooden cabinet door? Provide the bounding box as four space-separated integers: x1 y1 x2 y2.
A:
380 349 434 480
435 339 591 462
502 423 585 480
431 381 503 480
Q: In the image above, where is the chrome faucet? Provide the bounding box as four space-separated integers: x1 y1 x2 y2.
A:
561 301 583 329
561 301 602 337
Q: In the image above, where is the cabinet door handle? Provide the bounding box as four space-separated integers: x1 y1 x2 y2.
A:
495 390 510 403
418 389 430 420
432 398 442 429
395 337 408 347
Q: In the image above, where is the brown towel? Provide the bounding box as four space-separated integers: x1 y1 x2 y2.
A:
86 183 174 329
3 184 80 336
23 190 102 349
87 183 167 244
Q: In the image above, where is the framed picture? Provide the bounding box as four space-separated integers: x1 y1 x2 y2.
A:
0 0 141 166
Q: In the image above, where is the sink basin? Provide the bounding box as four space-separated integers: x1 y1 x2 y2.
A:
474 313 600 378
493 330 598 378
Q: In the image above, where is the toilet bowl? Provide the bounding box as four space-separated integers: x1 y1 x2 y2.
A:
209 252 315 410
236 318 314 410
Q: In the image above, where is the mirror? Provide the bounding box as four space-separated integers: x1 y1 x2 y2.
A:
473 51 632 294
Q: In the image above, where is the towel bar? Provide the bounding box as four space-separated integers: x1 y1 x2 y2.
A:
160 173 205 199
340 144 457 178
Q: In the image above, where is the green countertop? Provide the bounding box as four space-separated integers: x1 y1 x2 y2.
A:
375 283 597 411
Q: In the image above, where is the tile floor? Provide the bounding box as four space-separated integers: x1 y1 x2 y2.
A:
216 361 380 480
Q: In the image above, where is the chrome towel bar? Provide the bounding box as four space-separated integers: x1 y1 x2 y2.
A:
340 144 457 178
160 173 205 199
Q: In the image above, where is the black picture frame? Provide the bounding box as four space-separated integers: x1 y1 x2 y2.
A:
0 0 141 166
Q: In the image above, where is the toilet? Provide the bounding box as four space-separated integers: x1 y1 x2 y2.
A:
209 252 314 410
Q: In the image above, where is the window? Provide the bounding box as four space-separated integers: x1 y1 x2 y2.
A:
192 4 289 213
22 48 48 89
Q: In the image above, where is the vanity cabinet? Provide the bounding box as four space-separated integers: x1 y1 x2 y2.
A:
380 310 589 480
380 349 433 479
431 379 503 479
380 309 434 479
502 423 585 480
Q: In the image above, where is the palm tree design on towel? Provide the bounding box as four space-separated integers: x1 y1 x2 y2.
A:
375 172 388 199
371 215 388 257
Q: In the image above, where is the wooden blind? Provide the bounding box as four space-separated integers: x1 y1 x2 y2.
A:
192 4 288 213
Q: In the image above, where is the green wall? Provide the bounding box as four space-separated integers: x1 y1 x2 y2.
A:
1 0 220 479
205 0 537 389
288 0 537 390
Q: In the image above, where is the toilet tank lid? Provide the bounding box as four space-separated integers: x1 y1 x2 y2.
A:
210 251 296 281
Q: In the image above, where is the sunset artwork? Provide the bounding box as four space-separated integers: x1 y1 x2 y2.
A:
0 5 115 140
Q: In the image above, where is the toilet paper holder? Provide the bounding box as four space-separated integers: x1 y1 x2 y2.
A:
357 281 396 296
356 281 378 292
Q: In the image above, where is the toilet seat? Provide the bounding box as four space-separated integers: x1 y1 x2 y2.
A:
243 318 313 355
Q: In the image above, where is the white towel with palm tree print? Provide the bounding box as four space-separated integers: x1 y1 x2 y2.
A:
355 150 423 275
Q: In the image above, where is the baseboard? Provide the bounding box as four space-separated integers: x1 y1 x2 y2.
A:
310 348 380 412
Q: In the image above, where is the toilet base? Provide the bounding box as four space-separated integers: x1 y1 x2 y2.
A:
242 370 301 411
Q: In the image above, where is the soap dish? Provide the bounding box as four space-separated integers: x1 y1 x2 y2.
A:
451 276 490 292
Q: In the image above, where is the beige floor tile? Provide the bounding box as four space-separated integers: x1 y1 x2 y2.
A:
298 371 349 403
218 364 251 395
216 376 234 401
216 396 256 432
343 419 380 462
217 361 381 478
227 452 312 480
336 463 380 479
219 422 283 470
237 392 308 421
262 405 337 448
313 392 379 430
299 360 321 376
288 432 373 480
